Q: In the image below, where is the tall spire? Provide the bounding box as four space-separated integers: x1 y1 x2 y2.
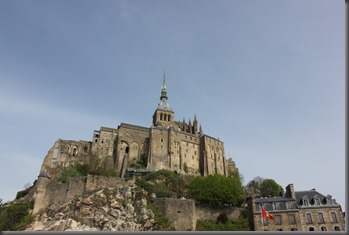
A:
161 68 167 99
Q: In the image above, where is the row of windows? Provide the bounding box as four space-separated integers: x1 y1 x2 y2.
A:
263 214 296 226
160 113 171 122
306 212 338 224
302 195 333 206
262 212 339 226
264 227 340 232
308 226 340 231
207 138 222 146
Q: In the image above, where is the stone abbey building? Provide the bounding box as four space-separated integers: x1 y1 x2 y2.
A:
39 75 236 180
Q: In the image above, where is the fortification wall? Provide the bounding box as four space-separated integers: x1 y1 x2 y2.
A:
153 198 196 231
34 175 127 214
195 204 242 221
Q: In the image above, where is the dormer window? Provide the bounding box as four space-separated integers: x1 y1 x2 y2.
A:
302 196 309 206
314 195 321 205
273 203 280 210
326 196 333 205
287 201 295 209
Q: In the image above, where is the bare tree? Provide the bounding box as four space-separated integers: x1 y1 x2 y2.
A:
24 182 32 189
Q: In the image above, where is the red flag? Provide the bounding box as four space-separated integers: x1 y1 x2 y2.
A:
261 207 275 221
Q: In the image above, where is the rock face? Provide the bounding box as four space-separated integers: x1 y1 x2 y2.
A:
24 185 155 231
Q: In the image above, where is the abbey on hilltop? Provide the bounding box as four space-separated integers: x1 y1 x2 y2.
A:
39 72 236 180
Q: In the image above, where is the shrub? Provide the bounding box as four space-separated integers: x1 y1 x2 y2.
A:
0 200 34 231
188 172 245 206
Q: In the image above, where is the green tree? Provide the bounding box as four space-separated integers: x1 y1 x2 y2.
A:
136 170 186 198
245 177 283 197
260 178 283 197
188 171 245 206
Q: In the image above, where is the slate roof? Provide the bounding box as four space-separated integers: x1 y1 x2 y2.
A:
295 190 337 206
157 97 173 112
254 196 297 212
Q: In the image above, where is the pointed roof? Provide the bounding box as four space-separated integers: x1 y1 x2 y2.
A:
157 69 173 112
160 69 167 99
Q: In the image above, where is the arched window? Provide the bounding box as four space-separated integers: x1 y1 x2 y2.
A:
72 147 77 157
334 226 340 231
160 113 163 120
164 114 167 122
321 226 327 231
309 227 315 231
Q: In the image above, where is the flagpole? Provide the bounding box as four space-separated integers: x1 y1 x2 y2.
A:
261 205 264 231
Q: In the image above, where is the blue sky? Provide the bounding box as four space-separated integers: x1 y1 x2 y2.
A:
0 0 345 210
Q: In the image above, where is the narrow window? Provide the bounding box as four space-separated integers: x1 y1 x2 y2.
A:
275 215 281 225
287 201 294 209
289 214 296 224
273 203 280 210
318 213 324 223
314 197 321 205
72 147 77 157
326 197 333 205
331 212 338 222
168 115 171 122
306 213 313 223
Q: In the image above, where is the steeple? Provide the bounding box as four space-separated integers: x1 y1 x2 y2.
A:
152 70 174 127
160 69 167 100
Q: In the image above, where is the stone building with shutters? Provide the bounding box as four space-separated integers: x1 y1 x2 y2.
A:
248 184 345 231
39 72 237 181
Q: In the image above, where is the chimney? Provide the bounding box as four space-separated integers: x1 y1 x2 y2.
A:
285 184 296 200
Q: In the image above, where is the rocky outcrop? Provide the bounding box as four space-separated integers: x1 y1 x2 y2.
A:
24 185 155 231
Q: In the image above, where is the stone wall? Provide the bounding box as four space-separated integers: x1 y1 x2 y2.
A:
33 175 127 214
153 198 196 231
196 204 242 221
152 198 243 231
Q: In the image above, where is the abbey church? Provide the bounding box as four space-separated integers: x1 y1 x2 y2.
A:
39 73 237 180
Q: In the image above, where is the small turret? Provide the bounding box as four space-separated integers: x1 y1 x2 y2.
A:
33 171 51 214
